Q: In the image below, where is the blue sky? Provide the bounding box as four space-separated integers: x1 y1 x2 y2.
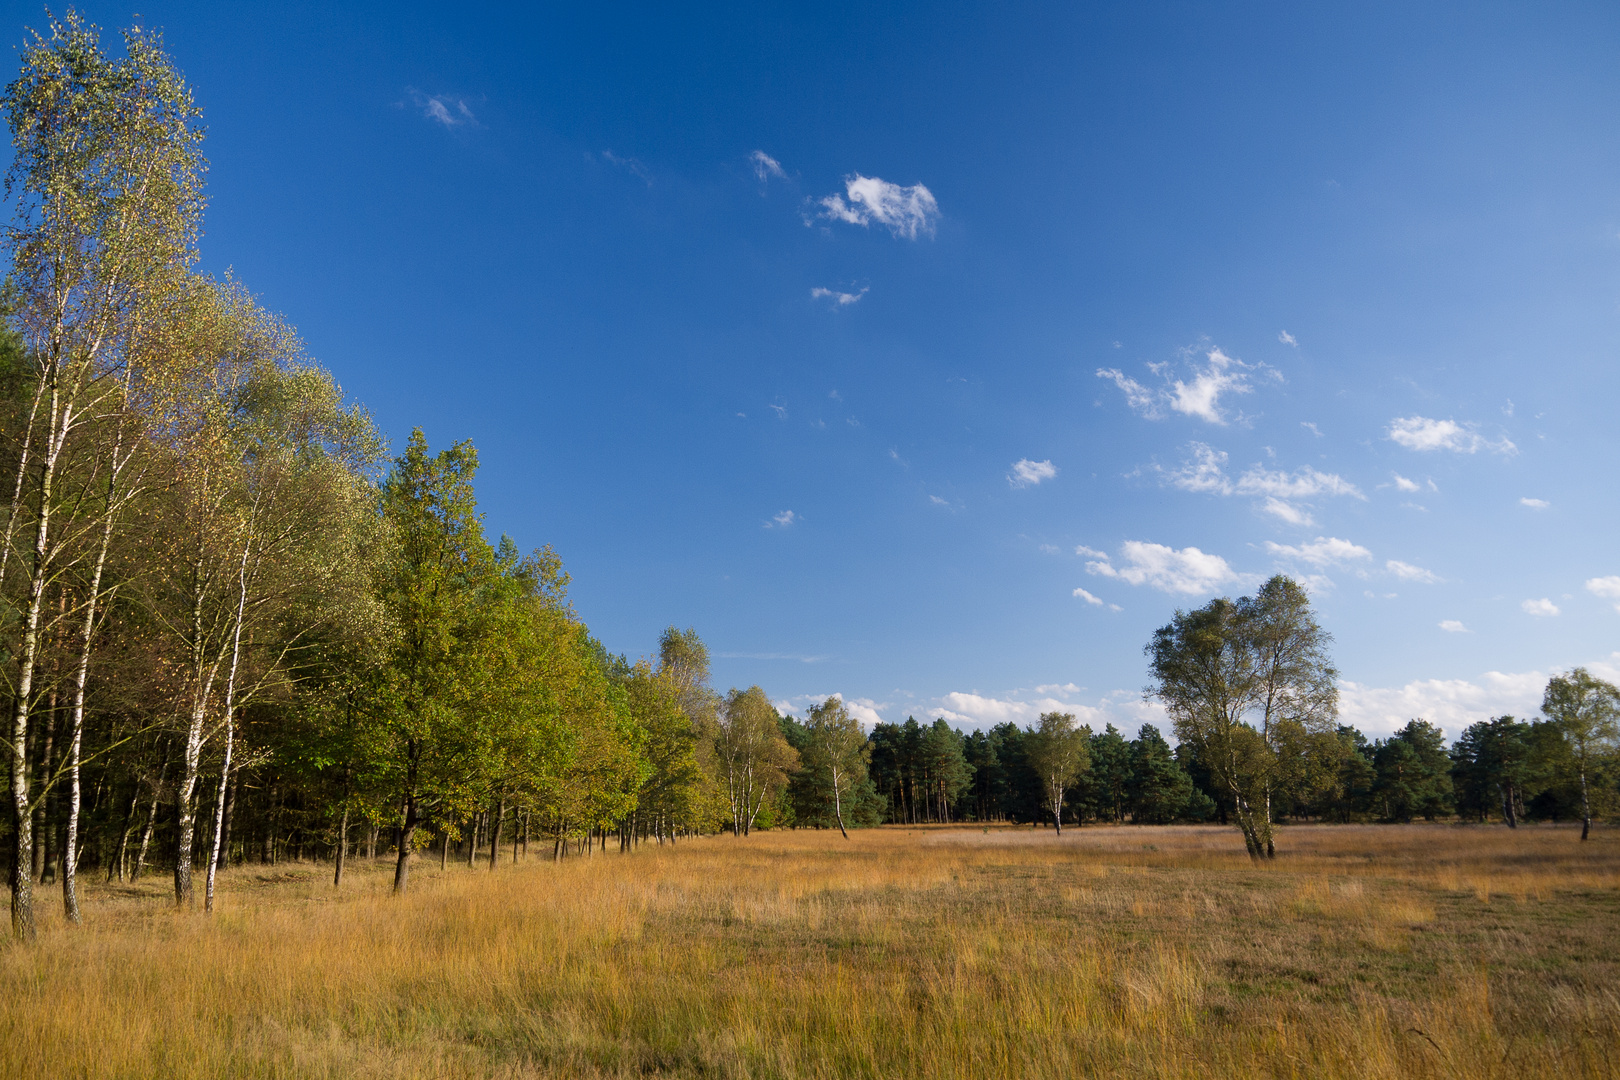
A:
20 1 1620 737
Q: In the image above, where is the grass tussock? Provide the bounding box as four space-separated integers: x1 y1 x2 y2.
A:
1 823 1617 1078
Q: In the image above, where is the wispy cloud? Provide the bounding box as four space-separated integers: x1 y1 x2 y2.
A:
1263 536 1373 567
1387 560 1439 584
407 89 477 127
750 150 787 182
816 174 940 238
1278 330 1297 346
1086 541 1242 595
716 651 830 663
1098 347 1279 425
1261 497 1314 527
765 510 798 528
1300 421 1322 437
1387 416 1516 455
1392 473 1422 493
1587 576 1620 612
1159 444 1362 517
1008 459 1057 488
1520 497 1549 509
810 286 867 306
1522 597 1560 617
601 149 651 185
1071 587 1121 610
1439 620 1469 633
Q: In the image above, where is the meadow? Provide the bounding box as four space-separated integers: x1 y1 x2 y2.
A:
1 823 1616 1079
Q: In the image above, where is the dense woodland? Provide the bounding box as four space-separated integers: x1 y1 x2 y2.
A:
2 16 1617 943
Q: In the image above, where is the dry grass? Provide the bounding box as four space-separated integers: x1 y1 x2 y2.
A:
2 823 1617 1078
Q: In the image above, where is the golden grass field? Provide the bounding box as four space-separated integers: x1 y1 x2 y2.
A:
1 823 1616 1078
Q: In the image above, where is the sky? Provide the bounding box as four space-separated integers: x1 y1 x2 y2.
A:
12 1 1620 739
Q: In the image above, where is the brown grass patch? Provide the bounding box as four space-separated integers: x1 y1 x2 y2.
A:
0 822 1616 1078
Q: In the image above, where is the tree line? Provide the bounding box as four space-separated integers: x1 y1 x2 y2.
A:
763 578 1620 860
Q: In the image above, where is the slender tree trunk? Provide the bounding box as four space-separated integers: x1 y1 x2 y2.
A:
1579 764 1591 841
133 750 170 881
832 765 849 839
330 802 349 887
112 788 139 882
488 798 505 870
36 701 54 885
205 538 252 914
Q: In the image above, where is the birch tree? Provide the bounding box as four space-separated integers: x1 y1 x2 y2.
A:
1025 711 1088 834
1 14 203 939
1146 575 1337 859
715 685 796 836
802 696 869 838
1541 668 1620 841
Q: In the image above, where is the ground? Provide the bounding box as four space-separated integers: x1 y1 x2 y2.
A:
1 822 1616 1078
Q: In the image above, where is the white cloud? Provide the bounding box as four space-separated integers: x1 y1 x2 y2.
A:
776 692 888 729
1387 416 1516 455
750 150 787 181
1522 598 1560 617
1262 498 1314 527
601 149 652 184
928 495 950 506
1096 369 1159 416
1168 348 1254 423
1097 346 1276 425
1519 497 1549 509
1009 459 1057 488
1392 473 1421 493
931 689 1164 732
1338 670 1549 740
408 90 477 127
1074 545 1108 559
1074 588 1123 611
1301 421 1322 437
1161 443 1361 500
1586 576 1620 612
838 695 886 727
810 286 867 306
1263 536 1373 567
817 174 939 239
1279 330 1297 346
1386 560 1439 584
1439 620 1469 633
1087 541 1241 595
765 510 798 528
